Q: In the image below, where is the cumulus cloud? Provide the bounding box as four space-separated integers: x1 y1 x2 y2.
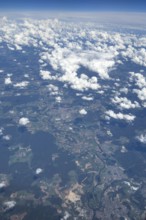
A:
1 16 146 96
47 84 59 95
129 72 146 102
122 47 146 67
119 87 128 94
19 117 30 126
136 133 146 143
4 77 12 85
83 59 115 79
82 96 94 101
130 72 146 88
35 168 43 175
24 74 29 78
40 70 55 80
1 16 146 127
0 181 8 189
111 96 140 109
79 109 87 115
0 128 4 135
2 135 11 141
133 88 146 101
61 72 100 92
105 110 135 122
13 81 29 88
45 48 116 84
3 201 16 210
55 96 62 103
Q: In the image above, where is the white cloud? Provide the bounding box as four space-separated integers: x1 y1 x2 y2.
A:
105 110 135 122
121 146 127 153
130 72 146 88
82 96 94 101
133 87 146 101
136 134 146 144
60 72 100 92
35 168 43 175
0 128 4 135
83 59 115 79
79 109 87 115
24 74 29 78
111 96 140 109
122 47 146 67
119 87 128 94
13 81 29 88
0 181 7 189
55 96 62 103
4 77 12 85
3 201 16 210
2 135 11 141
2 16 146 97
47 84 59 95
40 70 54 80
46 48 116 83
129 72 146 102
19 117 30 126
1 16 146 120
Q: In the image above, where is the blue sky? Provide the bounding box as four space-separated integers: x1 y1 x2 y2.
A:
0 0 146 12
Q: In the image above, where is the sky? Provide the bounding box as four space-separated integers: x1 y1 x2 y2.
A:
0 0 146 12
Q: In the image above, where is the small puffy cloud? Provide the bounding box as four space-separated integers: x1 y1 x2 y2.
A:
132 48 146 67
0 128 4 135
24 74 29 78
130 72 146 101
55 96 62 103
119 87 128 94
79 109 87 115
40 70 54 80
0 181 8 189
3 201 16 210
133 87 146 101
35 168 43 175
19 117 30 126
47 84 59 95
121 146 127 153
13 81 29 88
136 134 146 144
130 72 146 88
2 135 11 141
122 47 146 67
105 110 135 122
82 96 94 101
4 77 12 85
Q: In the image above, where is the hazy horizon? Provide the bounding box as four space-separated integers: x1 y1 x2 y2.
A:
0 11 146 28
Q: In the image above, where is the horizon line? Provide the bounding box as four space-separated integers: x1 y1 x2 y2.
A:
0 9 146 13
